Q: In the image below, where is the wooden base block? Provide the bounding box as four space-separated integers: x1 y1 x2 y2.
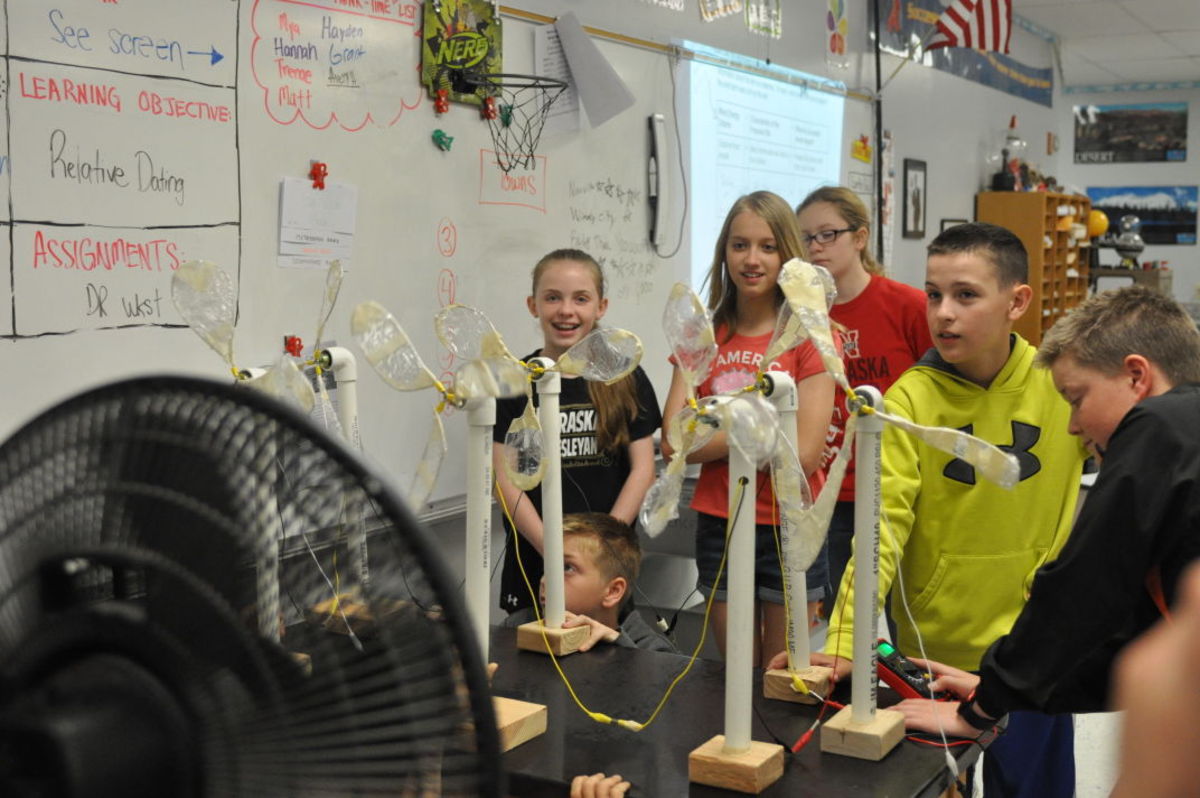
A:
515 620 589 656
493 695 547 752
762 665 834 705
688 734 784 794
819 705 905 761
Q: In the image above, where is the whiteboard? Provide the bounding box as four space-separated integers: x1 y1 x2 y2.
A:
2 0 875 511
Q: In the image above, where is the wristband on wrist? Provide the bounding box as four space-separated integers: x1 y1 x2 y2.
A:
956 699 997 731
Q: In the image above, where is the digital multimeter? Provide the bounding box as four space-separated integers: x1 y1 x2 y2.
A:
875 638 951 700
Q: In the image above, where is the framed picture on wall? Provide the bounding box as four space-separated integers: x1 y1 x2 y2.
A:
903 159 927 239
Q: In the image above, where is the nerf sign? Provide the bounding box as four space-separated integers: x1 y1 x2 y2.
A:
421 0 502 107
438 32 490 70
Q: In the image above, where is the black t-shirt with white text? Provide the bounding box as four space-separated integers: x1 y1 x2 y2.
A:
493 355 660 612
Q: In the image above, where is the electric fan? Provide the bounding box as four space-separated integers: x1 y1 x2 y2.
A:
0 376 502 797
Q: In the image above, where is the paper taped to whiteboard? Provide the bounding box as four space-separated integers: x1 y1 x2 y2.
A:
554 12 635 127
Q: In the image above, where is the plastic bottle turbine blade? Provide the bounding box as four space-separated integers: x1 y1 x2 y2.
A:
408 408 448 509
502 390 544 491
171 259 238 371
245 355 317 412
777 259 850 392
874 410 1020 489
555 327 644 383
350 301 439 392
313 259 345 350
663 283 718 387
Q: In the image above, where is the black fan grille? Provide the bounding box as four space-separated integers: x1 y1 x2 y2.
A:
0 377 500 797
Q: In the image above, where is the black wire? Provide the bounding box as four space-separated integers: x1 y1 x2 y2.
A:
653 48 688 260
751 699 792 750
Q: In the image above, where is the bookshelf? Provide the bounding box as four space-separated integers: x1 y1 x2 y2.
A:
976 191 1092 346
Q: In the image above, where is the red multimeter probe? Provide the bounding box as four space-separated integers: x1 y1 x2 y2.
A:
875 638 952 700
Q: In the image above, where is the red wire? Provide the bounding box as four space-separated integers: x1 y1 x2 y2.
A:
789 561 855 752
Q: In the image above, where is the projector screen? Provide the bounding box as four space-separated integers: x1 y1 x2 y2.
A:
682 42 846 291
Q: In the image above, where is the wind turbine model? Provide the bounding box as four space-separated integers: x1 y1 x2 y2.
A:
352 301 641 749
171 259 363 644
750 261 1021 761
641 269 831 793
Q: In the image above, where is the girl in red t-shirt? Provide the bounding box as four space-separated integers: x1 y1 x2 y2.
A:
661 191 835 667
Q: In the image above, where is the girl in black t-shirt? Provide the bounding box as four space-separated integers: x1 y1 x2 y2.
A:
492 249 661 614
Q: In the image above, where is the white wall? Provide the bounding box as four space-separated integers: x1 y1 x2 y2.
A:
876 28 1062 289
1055 87 1200 303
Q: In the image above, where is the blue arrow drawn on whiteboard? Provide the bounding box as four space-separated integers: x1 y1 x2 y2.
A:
187 46 225 66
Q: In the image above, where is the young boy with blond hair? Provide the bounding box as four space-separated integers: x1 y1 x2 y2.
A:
503 512 675 654
898 286 1200 740
817 222 1087 796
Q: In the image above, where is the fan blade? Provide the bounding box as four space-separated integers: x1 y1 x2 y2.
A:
777 416 856 573
763 302 807 365
454 356 529 401
502 398 544 491
777 259 850 391
171 260 237 369
876 408 1020 488
245 356 316 412
639 456 688 538
312 259 345 348
555 328 643 383
663 283 717 392
312 372 346 440
406 409 447 509
436 304 516 362
709 393 779 468
641 406 717 537
350 301 439 392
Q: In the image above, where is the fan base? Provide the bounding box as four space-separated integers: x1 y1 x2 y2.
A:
688 734 784 793
515 621 589 656
493 695 547 751
819 705 905 760
762 665 833 705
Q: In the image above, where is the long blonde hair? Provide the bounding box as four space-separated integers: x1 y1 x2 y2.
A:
531 249 641 453
704 191 808 342
797 185 883 275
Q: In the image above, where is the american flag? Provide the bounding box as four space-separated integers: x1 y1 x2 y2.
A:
926 0 1012 54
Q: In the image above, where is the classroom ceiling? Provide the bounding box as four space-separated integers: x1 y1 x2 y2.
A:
1013 0 1200 87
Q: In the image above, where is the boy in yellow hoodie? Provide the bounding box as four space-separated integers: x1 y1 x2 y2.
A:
819 222 1087 797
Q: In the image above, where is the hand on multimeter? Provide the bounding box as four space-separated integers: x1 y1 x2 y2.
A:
875 638 953 701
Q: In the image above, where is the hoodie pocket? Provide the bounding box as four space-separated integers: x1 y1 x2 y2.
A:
905 549 1046 646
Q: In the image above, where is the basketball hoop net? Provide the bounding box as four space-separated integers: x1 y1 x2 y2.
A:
465 72 568 173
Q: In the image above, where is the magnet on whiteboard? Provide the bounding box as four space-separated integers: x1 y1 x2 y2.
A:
432 129 454 152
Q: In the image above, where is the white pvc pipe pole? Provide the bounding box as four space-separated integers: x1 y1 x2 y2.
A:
465 397 495 657
320 347 368 587
851 386 884 724
724 434 756 753
322 346 362 451
532 358 565 629
764 371 809 670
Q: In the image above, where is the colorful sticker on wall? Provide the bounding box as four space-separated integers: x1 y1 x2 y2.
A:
421 0 502 107
1074 103 1188 164
851 134 872 164
825 0 849 70
1086 186 1198 246
639 0 685 10
700 0 742 22
746 0 782 38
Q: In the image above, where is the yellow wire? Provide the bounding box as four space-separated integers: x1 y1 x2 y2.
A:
495 474 747 731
